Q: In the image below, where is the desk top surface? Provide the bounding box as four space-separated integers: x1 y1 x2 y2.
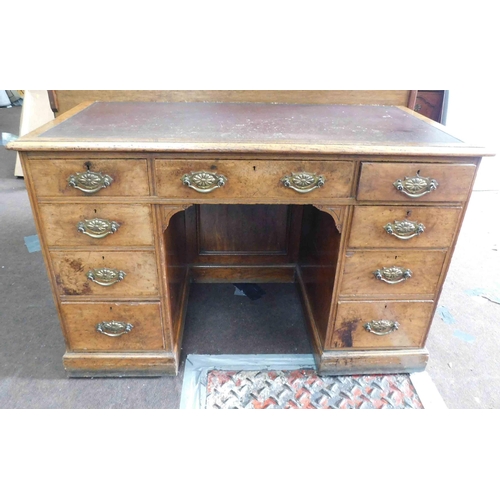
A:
10 101 493 157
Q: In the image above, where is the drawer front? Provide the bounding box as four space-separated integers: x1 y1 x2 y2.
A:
155 159 355 200
340 250 447 297
61 302 165 351
329 301 435 349
51 251 159 297
349 206 462 248
29 158 150 197
357 162 476 202
39 204 154 247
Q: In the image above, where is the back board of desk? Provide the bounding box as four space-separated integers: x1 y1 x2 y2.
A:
8 92 491 377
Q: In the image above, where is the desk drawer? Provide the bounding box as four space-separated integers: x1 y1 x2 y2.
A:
61 302 165 352
51 251 159 297
29 158 150 197
329 300 435 349
340 250 447 297
155 159 355 200
349 206 462 248
357 162 476 202
39 204 154 247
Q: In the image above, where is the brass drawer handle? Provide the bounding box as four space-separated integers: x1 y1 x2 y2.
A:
77 218 120 239
373 266 412 284
182 171 227 193
96 320 134 337
384 220 425 240
393 173 438 198
281 172 325 193
87 268 126 286
364 320 400 336
68 171 113 194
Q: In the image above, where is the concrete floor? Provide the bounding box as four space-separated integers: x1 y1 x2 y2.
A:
1 105 499 409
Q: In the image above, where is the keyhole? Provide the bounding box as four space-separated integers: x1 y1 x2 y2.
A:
385 305 387 309
94 209 97 214
253 166 256 171
395 256 398 260
84 161 92 171
110 307 112 311
102 256 105 260
406 210 412 217
416 169 421 175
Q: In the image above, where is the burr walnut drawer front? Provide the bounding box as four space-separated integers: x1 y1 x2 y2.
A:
51 251 159 298
357 162 476 202
61 302 165 352
38 204 154 247
29 158 150 197
154 159 355 199
329 300 435 349
348 206 462 249
339 250 447 297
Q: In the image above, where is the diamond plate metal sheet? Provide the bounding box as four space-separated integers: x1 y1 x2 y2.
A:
205 370 424 409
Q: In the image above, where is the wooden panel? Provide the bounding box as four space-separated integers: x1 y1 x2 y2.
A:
199 205 289 254
318 348 428 375
330 301 435 349
29 158 149 197
61 302 165 351
357 162 477 202
191 266 296 283
340 250 447 297
155 159 355 201
51 251 159 297
349 206 462 248
39 204 154 247
298 206 341 344
52 90 413 115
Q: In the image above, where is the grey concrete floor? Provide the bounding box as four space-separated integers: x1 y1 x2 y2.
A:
1 105 499 409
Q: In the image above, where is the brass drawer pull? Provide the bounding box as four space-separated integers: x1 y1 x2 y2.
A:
393 173 438 198
87 268 126 286
281 172 325 193
96 320 134 337
182 171 227 193
373 266 412 284
384 220 425 239
364 320 400 336
68 171 114 194
77 218 120 239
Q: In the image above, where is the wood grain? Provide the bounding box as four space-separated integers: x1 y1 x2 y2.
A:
348 206 462 248
190 266 296 283
61 302 166 351
39 203 154 247
29 158 149 197
51 250 159 297
155 159 355 201
357 162 477 202
318 348 428 375
329 300 435 349
339 250 447 297
51 90 413 115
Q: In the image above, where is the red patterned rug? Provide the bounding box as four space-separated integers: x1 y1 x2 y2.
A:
206 369 423 409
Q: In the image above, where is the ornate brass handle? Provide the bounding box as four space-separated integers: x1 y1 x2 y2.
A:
373 266 412 284
96 320 134 337
68 171 113 194
87 268 126 286
364 320 400 336
281 172 325 193
77 218 120 239
384 220 425 240
182 171 227 193
393 173 438 198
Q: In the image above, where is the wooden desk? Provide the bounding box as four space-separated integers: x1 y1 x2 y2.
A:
8 100 492 376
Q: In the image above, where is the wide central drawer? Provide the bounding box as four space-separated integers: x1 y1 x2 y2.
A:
155 159 355 200
61 302 165 351
39 204 154 247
